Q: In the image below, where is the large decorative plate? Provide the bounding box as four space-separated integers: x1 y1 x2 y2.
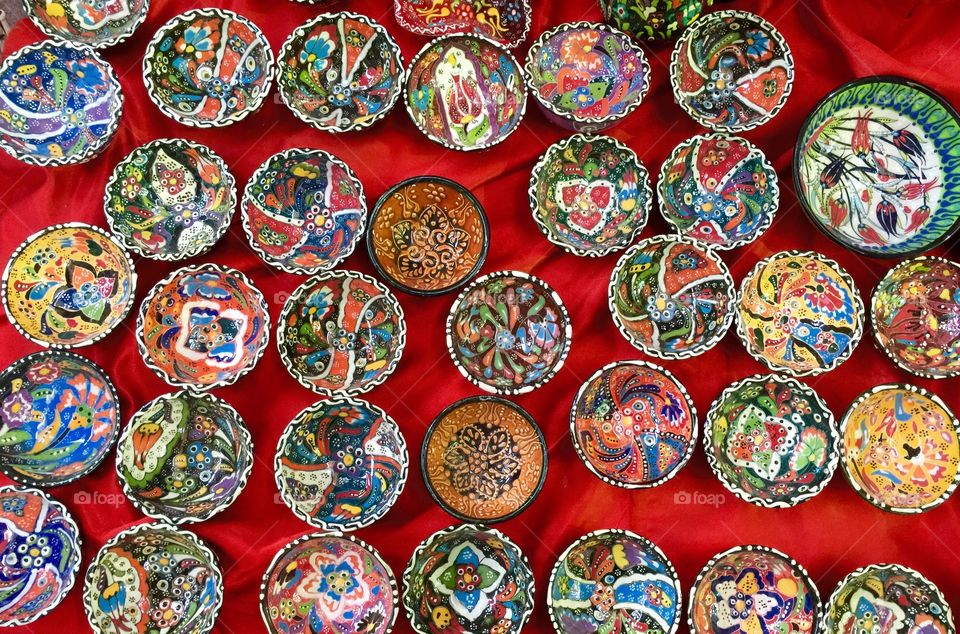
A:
600 0 707 41
23 0 149 48
393 0 531 48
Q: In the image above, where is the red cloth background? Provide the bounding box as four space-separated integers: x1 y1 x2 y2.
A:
2 1 959 632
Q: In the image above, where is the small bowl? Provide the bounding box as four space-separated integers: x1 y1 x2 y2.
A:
368 176 489 295
242 148 367 274
659 133 779 249
23 0 149 48
104 138 237 261
525 22 650 132
600 0 707 40
736 250 864 376
446 270 572 394
405 34 527 151
0 486 81 627
393 0 532 48
261 533 399 634
670 10 793 132
0 351 119 487
0 41 122 166
403 524 534 634
794 77 960 258
136 263 270 390
423 396 547 523
530 134 651 256
277 270 406 395
840 384 960 514
608 235 735 359
2 223 137 348
571 360 697 488
143 8 274 127
274 397 408 531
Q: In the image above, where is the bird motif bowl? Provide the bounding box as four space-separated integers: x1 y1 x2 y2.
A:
393 0 532 48
600 0 708 41
23 0 149 48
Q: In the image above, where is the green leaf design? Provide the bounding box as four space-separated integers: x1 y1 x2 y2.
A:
0 430 31 446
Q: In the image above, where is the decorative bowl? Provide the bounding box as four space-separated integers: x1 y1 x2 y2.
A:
393 0 531 48
530 134 651 256
2 223 136 348
0 40 122 166
23 0 149 48
104 138 237 261
658 133 779 249
405 34 526 151
143 8 274 127
670 10 793 132
600 0 708 41
525 22 650 132
571 360 697 488
794 77 960 258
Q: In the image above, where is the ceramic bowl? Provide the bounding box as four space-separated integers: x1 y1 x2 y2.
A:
368 176 489 295
277 270 406 395
394 0 531 48
525 22 650 132
405 34 526 151
446 270 572 395
104 138 237 261
736 251 864 376
136 263 270 390
608 235 735 359
116 391 253 524
274 397 408 532
547 529 682 634
0 486 81 627
241 148 366 274
143 8 274 127
0 351 119 487
0 41 122 166
658 133 779 249
530 134 651 256
840 384 960 514
2 223 136 348
571 360 697 489
794 77 960 258
670 10 793 132
23 0 149 48
600 0 707 40
261 533 399 634
403 524 535 634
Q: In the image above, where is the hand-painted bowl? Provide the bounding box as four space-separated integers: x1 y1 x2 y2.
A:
277 270 406 395
403 524 534 634
0 486 80 627
670 10 793 132
525 22 650 132
423 396 546 523
704 374 839 507
241 148 366 274
405 34 526 151
261 533 399 634
116 391 253 524
143 8 274 127
658 133 779 249
608 235 735 359
23 0 149 48
83 523 223 634
136 263 270 390
368 176 489 295
0 351 119 487
794 77 960 258
600 0 707 41
530 134 651 256
571 360 697 489
394 0 532 48
104 138 237 261
840 384 960 513
0 41 122 166
274 397 408 531
446 270 572 395
2 223 136 348
548 529 681 634
736 251 864 376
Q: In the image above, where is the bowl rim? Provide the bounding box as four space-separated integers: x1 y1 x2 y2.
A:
598 0 704 41
21 0 151 48
392 0 532 49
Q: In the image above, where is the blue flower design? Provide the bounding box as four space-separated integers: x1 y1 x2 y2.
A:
180 272 231 300
301 32 335 73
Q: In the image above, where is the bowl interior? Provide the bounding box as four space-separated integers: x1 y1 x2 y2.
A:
25 0 148 46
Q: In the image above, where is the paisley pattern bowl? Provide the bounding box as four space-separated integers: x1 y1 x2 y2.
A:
393 0 532 48
23 0 149 48
600 0 707 41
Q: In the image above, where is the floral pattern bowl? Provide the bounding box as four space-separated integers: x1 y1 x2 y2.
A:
393 0 532 48
600 0 708 41
23 0 149 48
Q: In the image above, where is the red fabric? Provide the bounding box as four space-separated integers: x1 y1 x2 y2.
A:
2 1 959 632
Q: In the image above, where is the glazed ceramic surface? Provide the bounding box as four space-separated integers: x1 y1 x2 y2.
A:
530 134 651 256
393 0 531 48
571 360 697 488
446 270 572 394
3 223 136 348
23 0 149 47
795 77 960 257
600 0 706 40
104 139 236 261
608 235 735 359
